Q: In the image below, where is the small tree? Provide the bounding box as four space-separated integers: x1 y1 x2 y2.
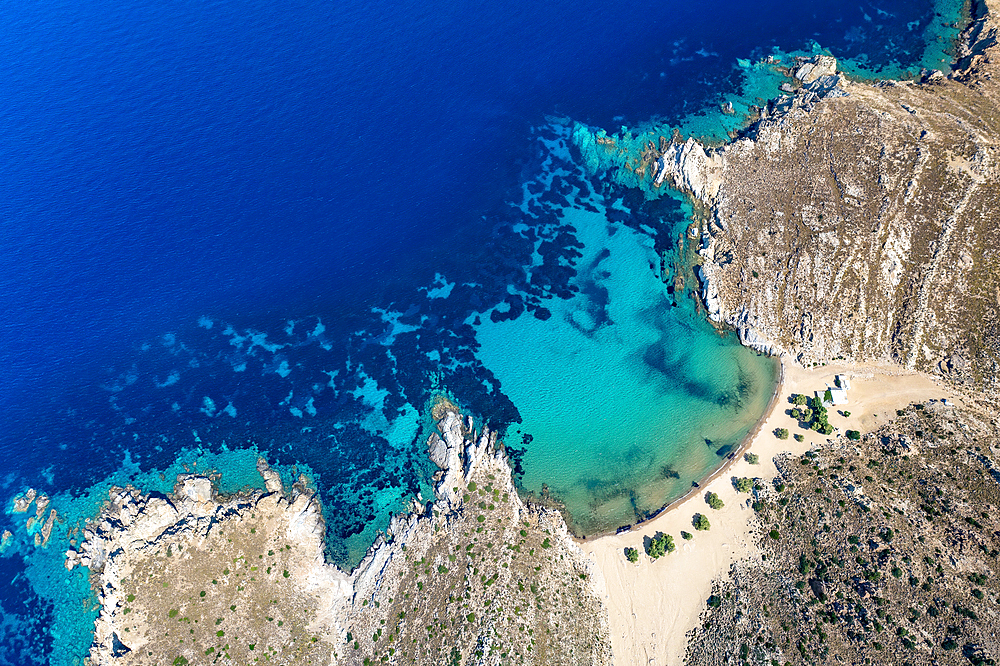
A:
694 514 711 531
775 428 789 440
846 430 861 440
624 547 639 563
792 394 808 406
735 477 753 493
794 433 804 442
790 408 802 420
706 492 724 510
824 388 833 404
744 452 760 464
681 531 693 540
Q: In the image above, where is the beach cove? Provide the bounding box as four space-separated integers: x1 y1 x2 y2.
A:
584 358 962 665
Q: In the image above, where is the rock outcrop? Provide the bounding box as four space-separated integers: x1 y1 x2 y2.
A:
74 405 612 665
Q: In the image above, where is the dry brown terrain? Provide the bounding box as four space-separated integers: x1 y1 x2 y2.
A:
72 404 611 666
646 0 1000 391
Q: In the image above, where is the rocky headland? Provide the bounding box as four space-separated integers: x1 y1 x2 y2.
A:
648 1 1000 392
69 401 611 665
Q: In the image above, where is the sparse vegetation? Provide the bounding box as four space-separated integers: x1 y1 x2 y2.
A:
687 403 1000 665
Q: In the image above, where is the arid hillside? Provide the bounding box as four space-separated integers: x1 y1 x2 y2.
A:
654 1 1000 390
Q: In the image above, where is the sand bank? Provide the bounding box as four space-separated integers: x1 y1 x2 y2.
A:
582 357 960 666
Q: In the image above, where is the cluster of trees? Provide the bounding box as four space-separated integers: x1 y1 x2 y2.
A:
646 532 676 559
790 393 834 435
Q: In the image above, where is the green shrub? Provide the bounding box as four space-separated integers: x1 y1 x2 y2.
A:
793 434 804 442
792 394 807 406
735 477 753 493
775 428 789 440
624 547 639 563
846 430 861 440
681 531 692 540
707 594 722 608
705 492 724 510
693 514 711 531
744 452 760 464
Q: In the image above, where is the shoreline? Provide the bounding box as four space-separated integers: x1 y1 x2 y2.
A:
576 353 785 544
583 359 960 666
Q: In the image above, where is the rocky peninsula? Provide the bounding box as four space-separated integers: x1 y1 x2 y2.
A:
652 8 1000 389
69 400 611 665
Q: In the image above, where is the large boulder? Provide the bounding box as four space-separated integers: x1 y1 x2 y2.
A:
794 55 838 84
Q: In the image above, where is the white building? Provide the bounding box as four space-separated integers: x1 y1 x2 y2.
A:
818 375 850 407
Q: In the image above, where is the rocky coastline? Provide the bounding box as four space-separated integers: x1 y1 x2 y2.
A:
69 401 611 665
647 3 1000 391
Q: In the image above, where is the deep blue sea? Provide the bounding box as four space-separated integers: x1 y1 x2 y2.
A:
0 0 966 661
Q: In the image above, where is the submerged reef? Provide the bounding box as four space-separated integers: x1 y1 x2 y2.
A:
71 402 611 665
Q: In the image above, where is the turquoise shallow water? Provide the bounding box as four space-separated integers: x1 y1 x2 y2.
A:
475 144 777 535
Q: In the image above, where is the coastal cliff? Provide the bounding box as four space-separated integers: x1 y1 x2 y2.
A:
71 402 611 665
652 2 1000 390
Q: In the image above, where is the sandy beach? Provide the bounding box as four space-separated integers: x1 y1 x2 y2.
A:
582 357 960 666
